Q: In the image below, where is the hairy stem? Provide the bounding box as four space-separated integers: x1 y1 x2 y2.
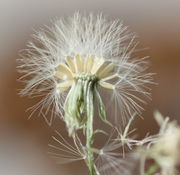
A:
85 81 98 175
64 74 102 175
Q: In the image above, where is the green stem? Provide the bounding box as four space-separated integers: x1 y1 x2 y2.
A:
85 81 98 175
65 74 100 175
145 162 159 175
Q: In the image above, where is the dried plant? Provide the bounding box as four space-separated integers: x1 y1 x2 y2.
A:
18 13 180 175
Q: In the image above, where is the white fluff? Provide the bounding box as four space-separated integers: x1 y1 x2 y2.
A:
18 12 153 126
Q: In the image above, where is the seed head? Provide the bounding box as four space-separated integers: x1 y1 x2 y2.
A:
18 13 153 130
139 111 180 175
148 112 180 174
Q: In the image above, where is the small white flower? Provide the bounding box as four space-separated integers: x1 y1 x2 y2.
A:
18 13 153 131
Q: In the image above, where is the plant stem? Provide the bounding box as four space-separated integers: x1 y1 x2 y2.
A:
66 74 100 175
144 162 159 175
85 81 98 175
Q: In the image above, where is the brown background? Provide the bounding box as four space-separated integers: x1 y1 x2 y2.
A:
0 0 180 174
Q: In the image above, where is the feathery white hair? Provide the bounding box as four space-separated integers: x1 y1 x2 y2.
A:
18 12 153 126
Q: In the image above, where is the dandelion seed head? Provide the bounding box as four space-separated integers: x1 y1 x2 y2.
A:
18 12 153 129
149 119 180 170
139 112 180 175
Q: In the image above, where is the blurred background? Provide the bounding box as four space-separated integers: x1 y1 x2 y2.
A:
0 0 180 174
